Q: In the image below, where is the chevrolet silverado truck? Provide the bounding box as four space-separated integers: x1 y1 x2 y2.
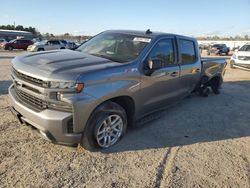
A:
9 30 227 150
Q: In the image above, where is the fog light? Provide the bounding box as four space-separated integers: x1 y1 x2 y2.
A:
56 92 63 100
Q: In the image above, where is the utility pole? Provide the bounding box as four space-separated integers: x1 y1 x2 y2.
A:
14 21 15 28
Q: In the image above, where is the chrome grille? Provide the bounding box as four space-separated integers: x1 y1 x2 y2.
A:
238 56 250 61
14 86 47 111
12 67 48 87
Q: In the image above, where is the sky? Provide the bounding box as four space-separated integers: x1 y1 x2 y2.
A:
1 0 250 37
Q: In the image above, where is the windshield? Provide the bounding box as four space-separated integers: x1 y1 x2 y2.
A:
239 44 250 52
77 32 151 63
212 44 224 48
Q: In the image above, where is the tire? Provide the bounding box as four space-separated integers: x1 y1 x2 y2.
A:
7 46 13 51
198 86 209 97
210 78 220 95
230 61 236 69
80 101 127 151
60 47 65 49
37 48 44 51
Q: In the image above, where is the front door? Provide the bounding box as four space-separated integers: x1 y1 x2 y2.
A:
139 38 186 115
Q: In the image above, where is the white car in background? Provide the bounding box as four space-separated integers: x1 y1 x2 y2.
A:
230 43 250 70
27 40 66 52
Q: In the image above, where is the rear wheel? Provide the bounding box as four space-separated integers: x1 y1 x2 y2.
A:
80 101 127 151
230 61 236 69
37 48 44 51
210 77 221 94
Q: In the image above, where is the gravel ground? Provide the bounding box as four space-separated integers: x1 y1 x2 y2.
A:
0 51 250 188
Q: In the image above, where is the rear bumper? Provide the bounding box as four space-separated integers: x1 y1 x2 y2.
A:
8 84 82 145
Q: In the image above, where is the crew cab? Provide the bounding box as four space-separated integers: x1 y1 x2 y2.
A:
207 44 229 56
9 30 227 150
2 39 33 50
27 40 66 52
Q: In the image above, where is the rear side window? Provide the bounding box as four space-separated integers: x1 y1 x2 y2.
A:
49 40 60 45
148 39 175 67
179 39 196 64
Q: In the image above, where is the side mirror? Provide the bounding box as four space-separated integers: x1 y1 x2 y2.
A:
148 58 163 70
144 58 163 76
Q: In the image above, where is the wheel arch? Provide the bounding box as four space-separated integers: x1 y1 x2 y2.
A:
108 96 135 128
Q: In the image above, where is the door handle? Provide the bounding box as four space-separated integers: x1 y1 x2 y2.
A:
170 71 178 77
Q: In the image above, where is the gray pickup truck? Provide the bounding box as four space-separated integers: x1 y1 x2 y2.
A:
9 30 227 150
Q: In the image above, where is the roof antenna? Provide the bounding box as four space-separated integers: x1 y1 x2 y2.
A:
145 29 152 35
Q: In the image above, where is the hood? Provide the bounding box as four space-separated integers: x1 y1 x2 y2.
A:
12 50 121 81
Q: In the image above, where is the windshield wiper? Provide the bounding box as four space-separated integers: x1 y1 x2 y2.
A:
90 53 123 63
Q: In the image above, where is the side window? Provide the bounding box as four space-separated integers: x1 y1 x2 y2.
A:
54 41 60 45
50 41 56 45
148 39 175 67
179 39 196 64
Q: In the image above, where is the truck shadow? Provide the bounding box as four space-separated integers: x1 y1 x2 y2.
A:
105 80 250 153
0 80 12 95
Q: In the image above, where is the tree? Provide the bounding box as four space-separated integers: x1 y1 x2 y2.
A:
15 25 24 31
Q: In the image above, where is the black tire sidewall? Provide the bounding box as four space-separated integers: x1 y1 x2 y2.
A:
81 102 127 151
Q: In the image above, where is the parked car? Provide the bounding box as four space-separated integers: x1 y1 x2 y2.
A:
0 38 7 44
27 40 66 52
59 40 67 47
0 39 8 49
1 39 33 50
9 30 227 150
207 44 229 56
230 43 250 70
71 40 88 50
66 41 78 50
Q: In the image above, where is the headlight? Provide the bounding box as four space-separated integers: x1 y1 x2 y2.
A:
232 54 237 59
50 81 76 89
49 81 84 93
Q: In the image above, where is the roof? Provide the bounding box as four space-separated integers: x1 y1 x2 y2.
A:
0 29 33 36
104 29 194 40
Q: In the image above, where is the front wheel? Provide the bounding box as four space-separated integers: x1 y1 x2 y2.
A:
80 101 127 151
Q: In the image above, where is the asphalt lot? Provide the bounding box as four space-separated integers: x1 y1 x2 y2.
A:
0 50 250 187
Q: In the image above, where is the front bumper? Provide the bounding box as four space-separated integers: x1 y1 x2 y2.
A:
26 48 37 52
230 59 250 70
9 84 82 145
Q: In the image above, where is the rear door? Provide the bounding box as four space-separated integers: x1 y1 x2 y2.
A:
46 41 55 50
12 40 19 49
177 38 201 93
51 40 61 50
139 37 186 115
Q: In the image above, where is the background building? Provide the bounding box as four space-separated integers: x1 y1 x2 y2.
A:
0 29 34 41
